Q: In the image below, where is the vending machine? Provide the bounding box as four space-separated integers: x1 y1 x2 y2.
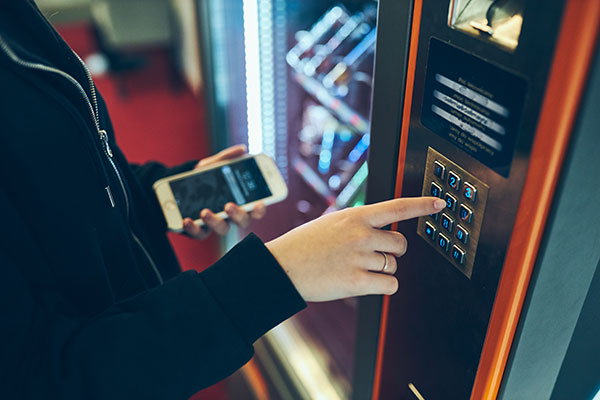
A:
354 0 600 399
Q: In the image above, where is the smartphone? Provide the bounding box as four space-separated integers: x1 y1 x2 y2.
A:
153 153 288 232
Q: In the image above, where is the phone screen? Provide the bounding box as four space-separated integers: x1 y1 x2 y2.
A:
170 157 272 219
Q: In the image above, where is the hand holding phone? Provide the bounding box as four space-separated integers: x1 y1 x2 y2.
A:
188 146 267 238
182 201 267 238
153 153 287 233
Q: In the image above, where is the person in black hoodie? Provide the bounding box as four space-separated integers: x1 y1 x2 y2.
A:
0 1 446 399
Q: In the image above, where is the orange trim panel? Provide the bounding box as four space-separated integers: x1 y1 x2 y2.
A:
470 1 600 399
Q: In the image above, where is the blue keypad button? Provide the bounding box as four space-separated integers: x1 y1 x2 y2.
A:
448 171 461 191
459 204 473 224
440 213 454 233
437 233 450 252
456 225 469 245
424 222 436 240
451 245 466 264
433 161 446 180
431 182 443 198
463 182 477 202
430 212 440 221
444 193 457 211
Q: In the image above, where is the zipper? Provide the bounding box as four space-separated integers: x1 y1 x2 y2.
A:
0 35 164 285
74 54 165 285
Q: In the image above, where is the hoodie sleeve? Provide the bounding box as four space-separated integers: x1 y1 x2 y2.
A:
1 226 305 399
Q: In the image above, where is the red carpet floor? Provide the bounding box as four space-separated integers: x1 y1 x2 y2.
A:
56 22 229 400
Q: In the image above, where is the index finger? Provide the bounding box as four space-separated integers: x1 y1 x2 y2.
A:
362 197 446 228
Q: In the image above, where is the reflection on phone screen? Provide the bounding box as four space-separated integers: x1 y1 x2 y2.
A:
170 158 272 219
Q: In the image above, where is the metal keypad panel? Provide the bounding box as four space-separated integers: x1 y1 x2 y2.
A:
417 147 489 278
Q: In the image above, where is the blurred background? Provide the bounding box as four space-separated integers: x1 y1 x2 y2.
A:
37 0 378 398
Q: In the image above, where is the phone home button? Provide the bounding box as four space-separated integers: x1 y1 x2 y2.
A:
164 200 177 210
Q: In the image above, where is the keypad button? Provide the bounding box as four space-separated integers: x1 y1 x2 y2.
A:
456 225 469 245
444 193 457 211
448 171 461 191
433 161 446 180
430 212 440 221
431 182 443 198
440 213 454 233
458 204 473 224
451 245 466 264
424 222 436 240
437 233 450 252
463 182 477 202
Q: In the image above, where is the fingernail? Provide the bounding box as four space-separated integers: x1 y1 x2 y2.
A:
434 199 446 210
225 203 234 212
201 209 210 219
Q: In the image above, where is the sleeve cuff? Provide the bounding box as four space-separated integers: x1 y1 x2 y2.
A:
199 233 306 344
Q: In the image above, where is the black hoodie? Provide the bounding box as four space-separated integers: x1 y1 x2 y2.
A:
0 1 305 398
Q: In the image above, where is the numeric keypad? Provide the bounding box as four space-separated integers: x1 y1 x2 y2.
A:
417 147 489 278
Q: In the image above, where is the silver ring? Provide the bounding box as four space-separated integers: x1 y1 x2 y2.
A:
378 251 389 273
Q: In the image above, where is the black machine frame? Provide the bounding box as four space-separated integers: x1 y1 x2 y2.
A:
354 0 600 399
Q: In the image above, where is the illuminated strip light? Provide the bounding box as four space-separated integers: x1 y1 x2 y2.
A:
273 0 288 179
243 0 277 160
258 0 276 159
432 104 503 151
243 0 263 154
435 73 510 117
594 388 600 400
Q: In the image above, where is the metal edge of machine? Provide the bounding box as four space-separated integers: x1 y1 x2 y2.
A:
352 0 415 399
